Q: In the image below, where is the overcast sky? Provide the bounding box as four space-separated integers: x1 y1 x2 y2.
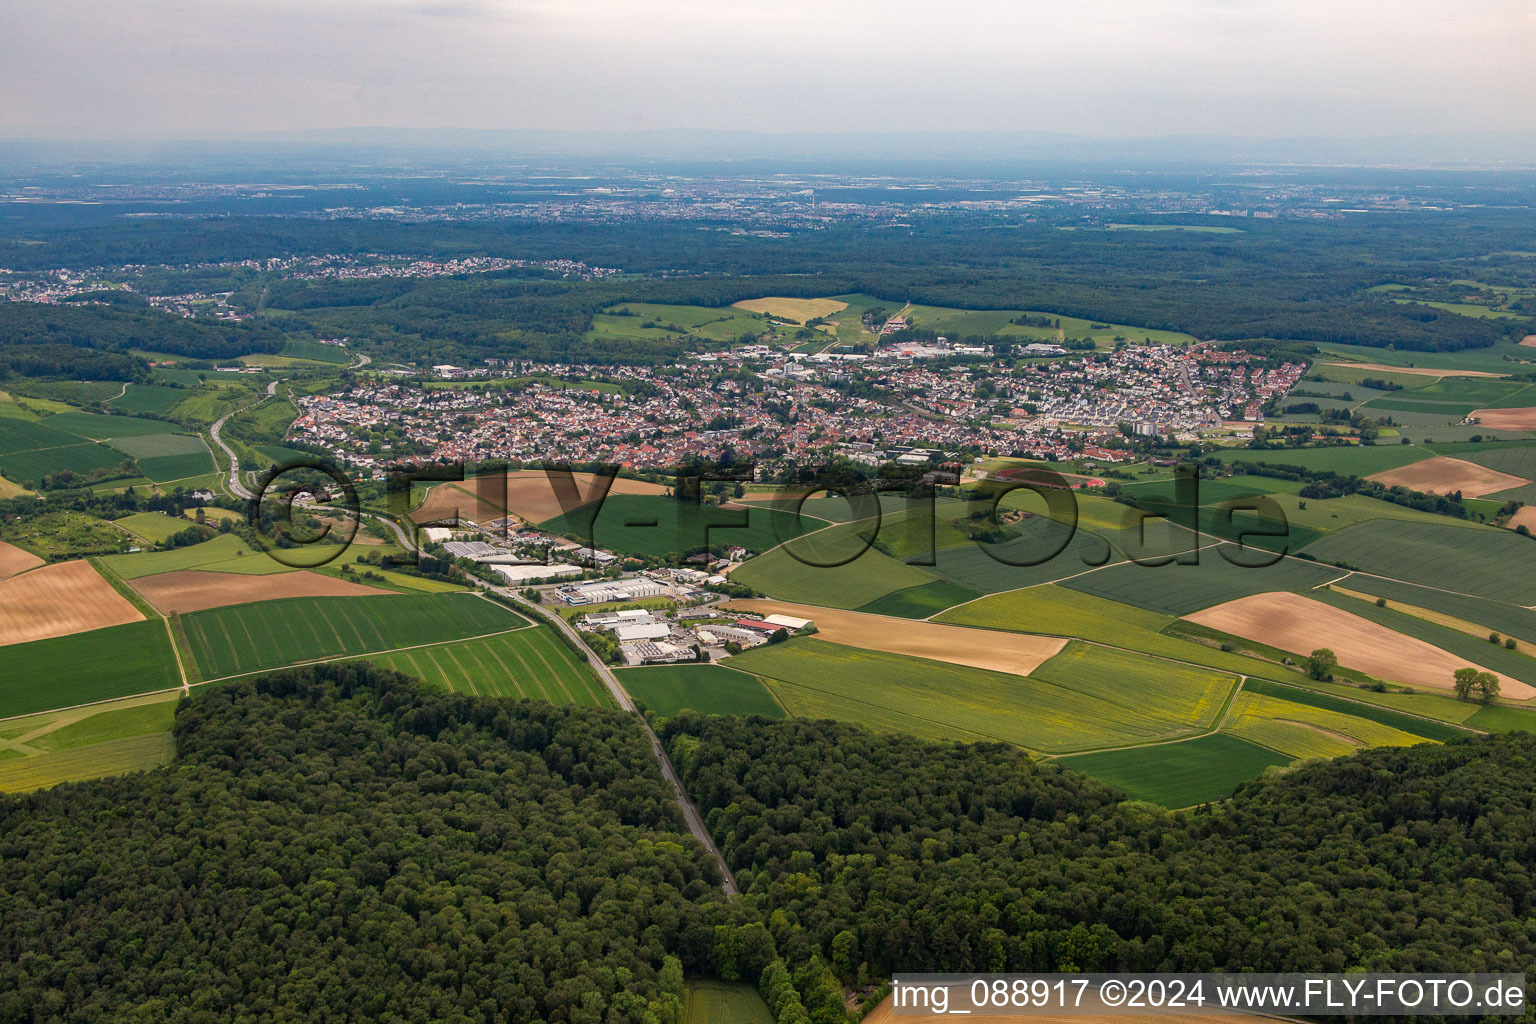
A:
3 0 1533 140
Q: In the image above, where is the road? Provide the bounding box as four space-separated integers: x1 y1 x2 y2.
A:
475 577 741 896
209 379 278 500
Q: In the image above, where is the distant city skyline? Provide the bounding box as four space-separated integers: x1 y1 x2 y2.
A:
4 0 1534 142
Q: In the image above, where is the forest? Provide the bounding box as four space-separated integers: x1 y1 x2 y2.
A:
3 665 1534 1023
3 205 1532 368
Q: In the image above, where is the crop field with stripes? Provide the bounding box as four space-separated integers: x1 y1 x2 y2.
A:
361 627 610 707
180 592 524 679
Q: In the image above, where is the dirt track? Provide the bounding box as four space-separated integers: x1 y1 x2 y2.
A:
128 569 392 614
0 541 43 581
1470 407 1536 430
726 599 1068 677
1186 591 1533 698
412 472 668 526
0 559 144 647
1368 456 1528 497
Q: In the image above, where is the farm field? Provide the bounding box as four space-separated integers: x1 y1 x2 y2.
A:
1454 444 1536 479
1185 591 1528 697
726 599 1069 676
0 734 176 794
180 592 524 679
1300 519 1536 604
730 296 847 322
360 626 608 707
0 620 182 719
619 663 785 719
1469 406 1536 430
1367 456 1528 497
542 494 813 558
0 559 144 647
1222 690 1430 760
1061 550 1338 616
1334 572 1536 643
934 584 1302 681
1467 703 1536 733
113 511 193 543
683 982 773 1024
411 471 669 525
855 579 981 618
108 384 191 416
42 412 182 439
101 533 290 579
130 568 388 613
0 440 132 484
729 637 1232 753
1054 734 1293 807
1308 587 1536 693
1212 444 1431 476
1240 678 1471 741
728 528 936 607
0 540 44 579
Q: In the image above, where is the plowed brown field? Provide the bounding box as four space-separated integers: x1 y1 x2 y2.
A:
129 569 391 614
0 559 143 647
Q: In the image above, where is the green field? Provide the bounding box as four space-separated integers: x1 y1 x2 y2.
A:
1061 551 1338 615
541 494 815 558
0 620 182 719
620 663 785 719
1301 519 1536 604
360 626 609 706
113 511 194 543
42 412 182 439
0 416 89 453
728 637 1232 753
1223 690 1431 760
0 442 132 484
855 579 982 618
1240 678 1470 742
684 982 774 1024
104 432 207 458
730 521 939 608
1467 704 1536 734
1212 444 1431 476
933 583 1293 680
109 384 192 416
137 451 217 482
590 302 770 345
0 734 176 794
1056 733 1293 807
1333 573 1536 644
181 592 525 679
101 533 288 579
279 339 351 363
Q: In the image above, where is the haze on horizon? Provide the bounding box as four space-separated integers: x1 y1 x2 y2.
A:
2 0 1534 142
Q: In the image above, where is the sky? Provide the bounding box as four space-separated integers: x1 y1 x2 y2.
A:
3 0 1535 140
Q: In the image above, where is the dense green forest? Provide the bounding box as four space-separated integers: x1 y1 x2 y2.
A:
0 302 283 364
2 209 1531 367
3 665 1534 1022
663 714 1536 983
0 665 742 1024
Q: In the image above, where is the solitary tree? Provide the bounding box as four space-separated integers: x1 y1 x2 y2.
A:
1306 648 1338 681
1453 667 1480 700
1475 671 1501 704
